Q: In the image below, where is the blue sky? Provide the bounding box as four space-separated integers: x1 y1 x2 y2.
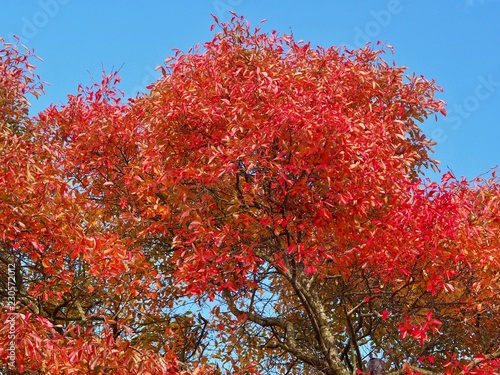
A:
1 0 499 181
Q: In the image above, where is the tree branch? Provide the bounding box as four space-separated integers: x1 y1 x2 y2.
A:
461 351 500 373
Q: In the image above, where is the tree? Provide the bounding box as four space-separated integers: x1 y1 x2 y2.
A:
0 38 209 375
1 15 499 375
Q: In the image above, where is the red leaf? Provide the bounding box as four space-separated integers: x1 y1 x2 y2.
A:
382 310 389 321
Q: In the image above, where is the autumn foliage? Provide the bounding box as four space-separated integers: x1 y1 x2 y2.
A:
1 15 500 375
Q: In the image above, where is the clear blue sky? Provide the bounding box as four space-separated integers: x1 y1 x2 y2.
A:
2 0 499 180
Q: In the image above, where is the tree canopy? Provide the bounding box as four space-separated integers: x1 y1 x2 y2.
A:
1 15 499 375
